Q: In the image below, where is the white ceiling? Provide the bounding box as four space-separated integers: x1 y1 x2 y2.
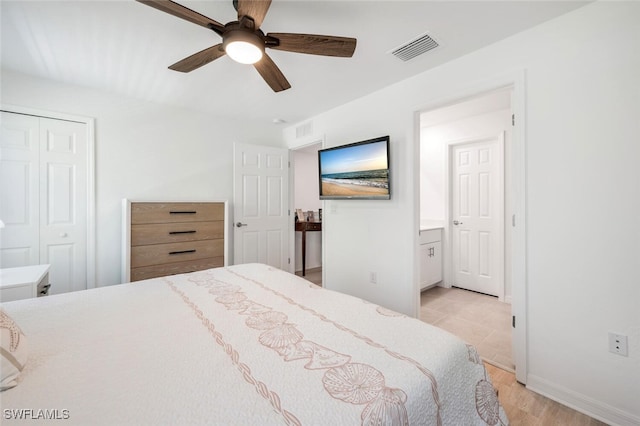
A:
1 1 589 130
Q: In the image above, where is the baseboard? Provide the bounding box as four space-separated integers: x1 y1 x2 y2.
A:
527 374 640 426
481 357 514 374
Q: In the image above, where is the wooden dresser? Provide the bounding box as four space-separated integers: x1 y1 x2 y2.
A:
122 200 228 283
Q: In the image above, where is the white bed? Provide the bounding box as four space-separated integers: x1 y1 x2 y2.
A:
1 263 508 425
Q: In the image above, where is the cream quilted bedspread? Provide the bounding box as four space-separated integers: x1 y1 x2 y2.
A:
1 263 508 425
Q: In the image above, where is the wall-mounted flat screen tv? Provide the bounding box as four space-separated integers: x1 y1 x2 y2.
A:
318 135 390 200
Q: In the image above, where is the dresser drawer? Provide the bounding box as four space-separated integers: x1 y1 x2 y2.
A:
131 202 225 224
0 285 33 302
305 222 322 231
131 239 224 268
132 221 224 246
419 229 442 244
296 221 322 232
131 257 224 282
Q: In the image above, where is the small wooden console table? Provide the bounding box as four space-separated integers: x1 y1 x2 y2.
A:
295 221 322 276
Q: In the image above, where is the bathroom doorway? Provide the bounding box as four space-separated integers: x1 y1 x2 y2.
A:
418 87 515 371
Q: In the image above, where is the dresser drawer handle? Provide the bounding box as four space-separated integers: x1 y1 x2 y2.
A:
169 230 197 235
169 211 197 214
169 249 196 255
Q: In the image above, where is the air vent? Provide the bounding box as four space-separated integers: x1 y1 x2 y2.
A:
391 32 439 61
295 121 313 139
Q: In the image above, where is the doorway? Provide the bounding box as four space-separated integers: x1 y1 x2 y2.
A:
291 142 323 286
418 86 519 374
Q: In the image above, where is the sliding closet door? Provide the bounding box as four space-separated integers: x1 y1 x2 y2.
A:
0 113 40 266
39 117 88 294
0 111 88 294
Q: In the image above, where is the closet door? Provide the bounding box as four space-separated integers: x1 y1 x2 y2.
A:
0 112 88 295
0 112 40 266
39 117 88 294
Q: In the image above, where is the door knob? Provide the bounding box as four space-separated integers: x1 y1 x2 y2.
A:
59 232 68 237
453 220 463 226
235 222 248 228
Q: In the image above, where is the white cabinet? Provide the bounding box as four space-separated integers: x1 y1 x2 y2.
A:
0 264 51 302
420 229 442 290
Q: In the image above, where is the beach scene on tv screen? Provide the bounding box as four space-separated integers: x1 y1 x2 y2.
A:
320 140 389 197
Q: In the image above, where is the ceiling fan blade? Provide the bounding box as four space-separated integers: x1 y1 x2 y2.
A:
253 53 290 92
267 33 357 57
169 44 226 72
236 0 272 29
137 0 225 32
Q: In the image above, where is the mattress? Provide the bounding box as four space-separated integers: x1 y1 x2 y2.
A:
1 263 508 425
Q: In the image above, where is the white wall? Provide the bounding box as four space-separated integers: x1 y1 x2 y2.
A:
293 149 322 271
1 70 284 287
284 2 640 424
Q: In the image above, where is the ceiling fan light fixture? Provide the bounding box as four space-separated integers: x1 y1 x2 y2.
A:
223 29 264 64
226 41 263 64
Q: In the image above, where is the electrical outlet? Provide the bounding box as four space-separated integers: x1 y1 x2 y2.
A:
608 332 628 356
369 272 377 284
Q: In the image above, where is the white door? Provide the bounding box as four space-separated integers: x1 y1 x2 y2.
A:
0 113 40 266
39 117 88 294
233 143 289 269
451 134 504 297
0 112 88 295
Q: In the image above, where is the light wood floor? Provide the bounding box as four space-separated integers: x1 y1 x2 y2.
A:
485 363 607 425
422 287 606 425
295 269 606 425
421 286 514 371
295 267 322 286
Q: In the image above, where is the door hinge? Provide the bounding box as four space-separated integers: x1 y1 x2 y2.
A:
512 114 515 126
288 258 290 264
512 315 516 328
512 214 516 227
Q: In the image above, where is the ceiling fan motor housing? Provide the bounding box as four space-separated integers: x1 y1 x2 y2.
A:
223 28 264 49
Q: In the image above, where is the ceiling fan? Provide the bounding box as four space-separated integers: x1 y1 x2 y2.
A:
137 0 357 92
